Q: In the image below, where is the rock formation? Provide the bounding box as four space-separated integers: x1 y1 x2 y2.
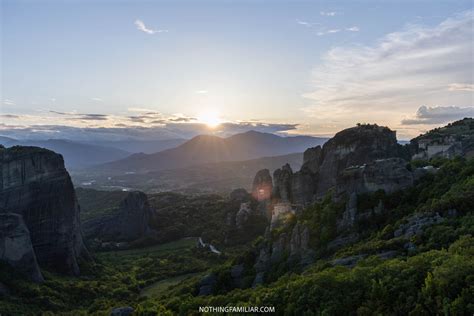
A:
83 191 154 242
248 124 415 284
272 164 293 202
0 213 44 282
251 169 273 217
0 146 88 276
336 158 413 196
235 202 252 229
257 124 408 210
315 124 405 197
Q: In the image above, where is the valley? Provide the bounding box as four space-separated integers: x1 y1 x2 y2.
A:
0 119 473 315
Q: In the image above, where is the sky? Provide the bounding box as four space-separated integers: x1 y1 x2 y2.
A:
1 0 473 141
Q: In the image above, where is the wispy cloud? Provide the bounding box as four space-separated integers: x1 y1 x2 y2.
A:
195 90 208 94
134 19 168 35
296 19 320 27
448 83 474 92
50 110 108 121
3 99 15 106
91 97 103 102
320 11 337 16
401 105 474 125
0 114 20 119
303 10 473 135
346 26 360 32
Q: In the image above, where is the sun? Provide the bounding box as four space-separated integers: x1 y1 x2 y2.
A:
198 110 222 128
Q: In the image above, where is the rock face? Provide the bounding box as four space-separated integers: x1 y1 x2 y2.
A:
315 124 404 197
198 273 217 296
394 212 444 238
235 202 252 229
0 146 88 275
0 213 44 282
252 169 273 217
273 164 293 202
255 124 408 209
336 158 413 196
247 124 414 285
83 191 154 242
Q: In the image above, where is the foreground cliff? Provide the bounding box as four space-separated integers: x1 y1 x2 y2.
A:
0 146 88 277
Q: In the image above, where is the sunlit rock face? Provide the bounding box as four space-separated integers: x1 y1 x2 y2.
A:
0 213 44 282
0 146 88 275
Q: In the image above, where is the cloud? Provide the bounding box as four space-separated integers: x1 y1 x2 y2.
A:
0 114 20 119
296 19 320 27
346 26 360 32
3 99 15 105
50 111 108 121
91 97 103 102
448 83 474 91
320 11 337 16
401 105 474 125
0 122 299 142
195 90 208 94
134 19 168 35
303 10 473 133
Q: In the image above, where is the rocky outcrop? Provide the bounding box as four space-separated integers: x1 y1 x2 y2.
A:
336 158 413 196
198 273 217 296
394 212 444 239
0 213 44 282
83 191 154 242
110 306 134 316
273 164 293 202
254 124 408 209
236 202 252 229
252 169 273 217
230 264 244 288
0 146 88 275
315 124 404 197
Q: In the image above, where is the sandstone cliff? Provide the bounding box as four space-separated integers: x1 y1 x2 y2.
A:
0 146 88 276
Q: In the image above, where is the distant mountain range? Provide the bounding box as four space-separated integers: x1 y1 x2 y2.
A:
89 138 187 154
95 131 328 172
0 139 131 169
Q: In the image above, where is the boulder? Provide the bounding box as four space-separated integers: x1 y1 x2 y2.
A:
0 213 44 282
0 146 88 275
